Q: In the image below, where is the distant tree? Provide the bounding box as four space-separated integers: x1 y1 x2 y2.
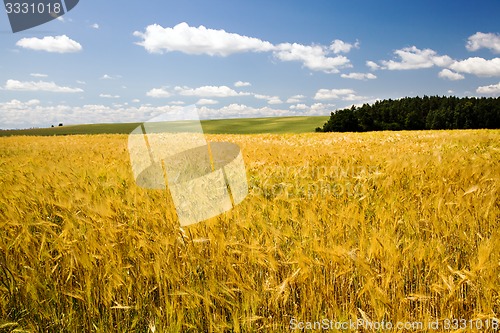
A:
58 123 63 127
317 96 500 132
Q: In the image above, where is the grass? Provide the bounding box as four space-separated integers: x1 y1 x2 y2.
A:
0 130 499 332
0 116 330 136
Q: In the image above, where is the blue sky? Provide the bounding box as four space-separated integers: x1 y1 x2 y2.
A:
1 0 500 129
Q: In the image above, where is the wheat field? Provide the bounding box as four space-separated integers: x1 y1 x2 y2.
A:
0 130 499 332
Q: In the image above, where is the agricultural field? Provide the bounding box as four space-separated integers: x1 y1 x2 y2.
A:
0 130 499 332
0 116 330 137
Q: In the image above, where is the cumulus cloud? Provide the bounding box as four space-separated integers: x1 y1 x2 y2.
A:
380 46 453 70
30 73 48 78
99 94 120 99
273 42 351 73
476 82 500 95
196 98 218 105
314 88 364 101
0 99 336 129
286 94 305 103
0 101 143 129
16 35 82 53
174 85 250 97
366 61 380 70
146 87 171 98
449 57 500 77
341 72 377 80
310 103 337 113
289 103 308 110
133 22 274 56
267 97 283 105
330 39 359 54
438 69 465 80
100 74 122 80
197 103 332 119
252 94 282 104
147 84 254 98
134 22 353 73
3 80 83 93
254 94 271 100
91 23 100 29
466 32 500 53
234 81 251 87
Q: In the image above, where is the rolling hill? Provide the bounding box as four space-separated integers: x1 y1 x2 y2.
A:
0 116 329 136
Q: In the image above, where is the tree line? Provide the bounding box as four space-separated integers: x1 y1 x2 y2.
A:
316 96 500 132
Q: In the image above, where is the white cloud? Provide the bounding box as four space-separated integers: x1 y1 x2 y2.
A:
99 94 120 99
438 69 465 81
196 98 219 105
169 101 185 105
174 85 250 97
0 100 335 130
100 74 122 80
449 57 500 77
234 81 251 87
3 80 83 93
380 46 453 70
253 94 282 104
146 87 171 98
286 94 305 103
267 97 283 105
342 94 366 101
289 103 308 110
27 99 40 105
132 99 141 103
16 35 82 53
466 32 500 53
341 72 377 80
30 73 48 78
274 42 351 73
476 82 500 95
197 103 332 119
199 104 284 119
330 39 359 54
314 88 364 101
91 23 100 29
366 60 380 71
134 22 353 74
76 80 86 85
447 90 454 94
288 102 337 114
133 22 274 56
253 94 270 100
310 103 336 113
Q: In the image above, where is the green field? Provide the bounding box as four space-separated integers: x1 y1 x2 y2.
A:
0 116 329 136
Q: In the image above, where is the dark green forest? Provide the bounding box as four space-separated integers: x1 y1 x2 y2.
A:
316 96 500 132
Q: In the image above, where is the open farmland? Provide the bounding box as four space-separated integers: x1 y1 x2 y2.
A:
0 130 499 332
0 116 330 136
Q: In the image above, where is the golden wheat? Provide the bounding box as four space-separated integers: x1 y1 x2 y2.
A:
0 130 499 332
